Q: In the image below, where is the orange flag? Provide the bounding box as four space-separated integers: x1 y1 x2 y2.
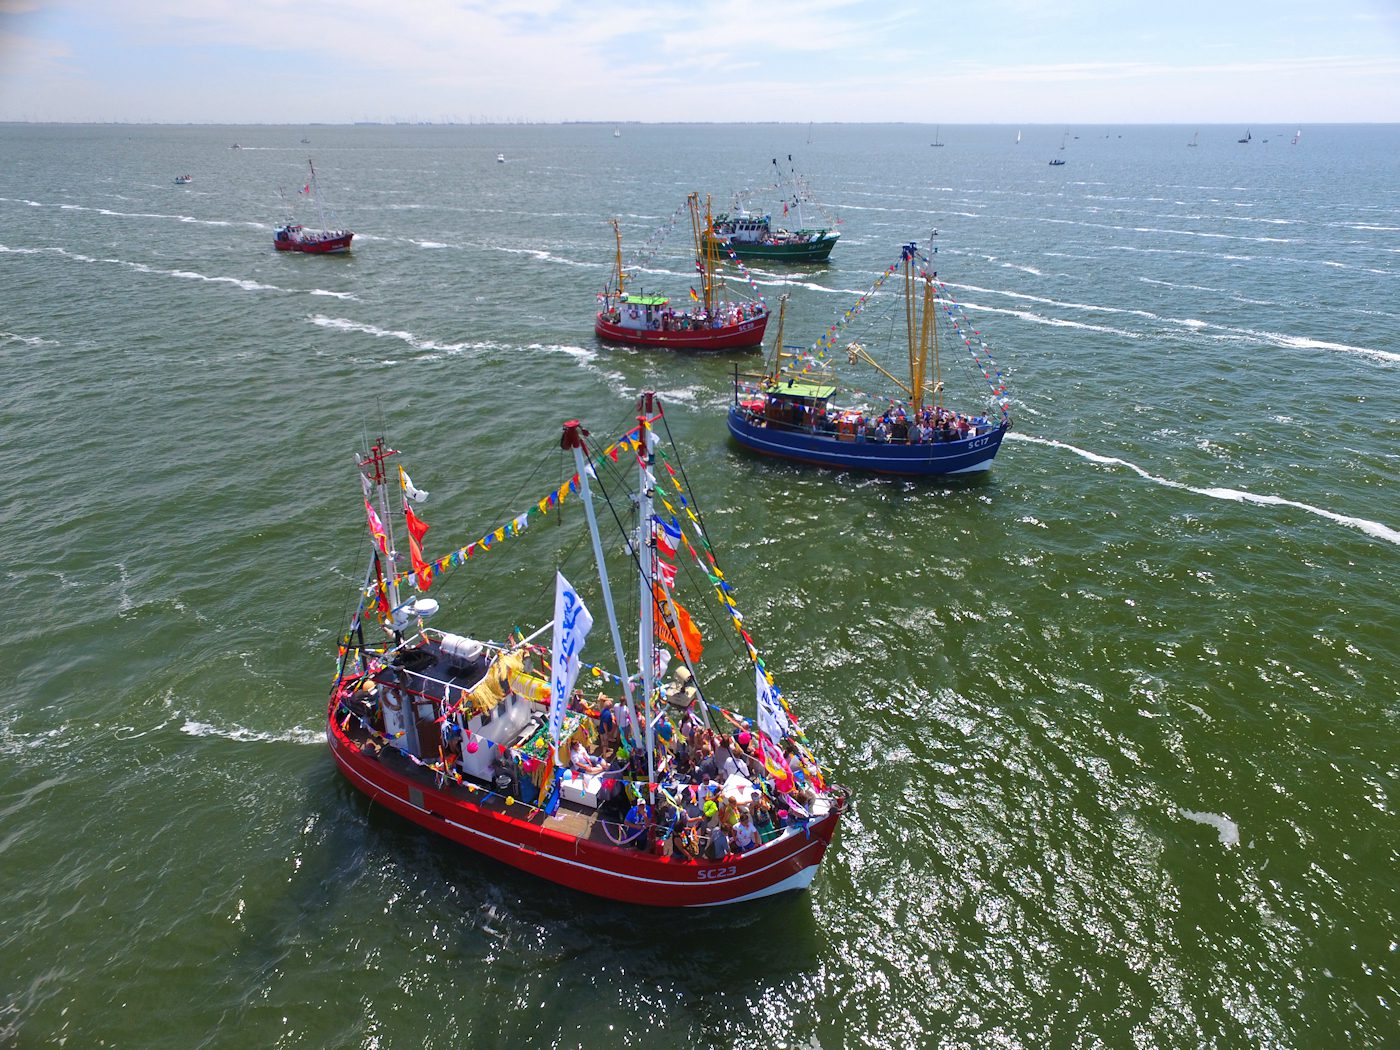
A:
405 506 431 590
653 584 702 664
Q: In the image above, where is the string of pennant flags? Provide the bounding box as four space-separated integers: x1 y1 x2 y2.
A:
767 247 1011 424
923 269 1012 423
715 242 768 308
647 441 814 756
370 420 657 598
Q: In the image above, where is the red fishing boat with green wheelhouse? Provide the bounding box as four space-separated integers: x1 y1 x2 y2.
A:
327 394 849 905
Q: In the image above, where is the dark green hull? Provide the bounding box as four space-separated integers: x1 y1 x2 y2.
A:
726 234 838 263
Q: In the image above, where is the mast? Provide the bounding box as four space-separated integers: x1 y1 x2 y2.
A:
356 438 416 750
561 420 641 749
913 260 931 412
765 294 789 383
609 218 625 303
635 393 658 799
773 154 805 228
903 241 918 402
930 268 943 412
687 193 716 318
308 159 331 230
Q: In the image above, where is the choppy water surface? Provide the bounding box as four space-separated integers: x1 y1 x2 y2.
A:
1 123 1396 1048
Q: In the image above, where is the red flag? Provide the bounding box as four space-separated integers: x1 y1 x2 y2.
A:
300 183 310 194
656 559 677 588
405 506 432 589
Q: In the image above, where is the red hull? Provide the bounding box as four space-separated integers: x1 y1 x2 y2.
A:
327 700 843 906
274 232 354 254
595 313 767 351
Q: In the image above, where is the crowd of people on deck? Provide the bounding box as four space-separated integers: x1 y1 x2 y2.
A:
755 395 991 444
601 299 766 333
559 667 823 862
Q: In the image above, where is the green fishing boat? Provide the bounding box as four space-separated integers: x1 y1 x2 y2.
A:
710 155 840 263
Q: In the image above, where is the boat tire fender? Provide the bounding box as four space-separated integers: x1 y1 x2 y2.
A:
827 782 853 814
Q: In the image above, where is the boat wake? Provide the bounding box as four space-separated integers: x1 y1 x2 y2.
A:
1 330 58 348
0 196 261 230
181 719 323 747
0 243 357 299
1179 808 1240 847
1010 433 1400 547
308 314 503 355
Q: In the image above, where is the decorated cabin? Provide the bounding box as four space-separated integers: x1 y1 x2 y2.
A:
611 293 671 333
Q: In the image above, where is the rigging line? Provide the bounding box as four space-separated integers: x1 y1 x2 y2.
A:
651 414 745 668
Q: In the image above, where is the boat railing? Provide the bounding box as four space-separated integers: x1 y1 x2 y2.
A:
733 402 998 443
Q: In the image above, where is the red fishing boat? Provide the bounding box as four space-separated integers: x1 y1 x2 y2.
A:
595 194 768 351
274 160 353 254
327 394 849 906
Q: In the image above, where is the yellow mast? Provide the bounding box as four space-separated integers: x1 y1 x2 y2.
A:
930 271 943 411
610 219 625 300
687 192 717 317
765 295 788 384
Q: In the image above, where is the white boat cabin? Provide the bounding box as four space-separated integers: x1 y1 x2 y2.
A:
615 293 671 331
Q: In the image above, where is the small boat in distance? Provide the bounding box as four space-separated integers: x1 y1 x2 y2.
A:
1188 131 1199 148
931 125 944 147
613 128 621 138
174 174 192 185
497 153 506 163
1291 128 1302 146
230 143 242 150
1238 129 1252 143
327 396 849 905
1015 130 1022 144
727 241 1011 476
274 159 353 254
1048 158 1066 166
708 155 839 263
596 194 768 351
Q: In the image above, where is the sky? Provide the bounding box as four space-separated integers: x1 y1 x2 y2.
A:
1 0 1397 124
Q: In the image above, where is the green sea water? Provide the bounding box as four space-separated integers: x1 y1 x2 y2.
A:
1 122 1397 1049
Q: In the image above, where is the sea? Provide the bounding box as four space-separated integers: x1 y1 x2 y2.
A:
1 122 1396 1049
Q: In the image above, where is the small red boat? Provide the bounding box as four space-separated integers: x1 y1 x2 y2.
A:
595 194 768 352
329 395 848 906
274 224 353 254
275 159 353 254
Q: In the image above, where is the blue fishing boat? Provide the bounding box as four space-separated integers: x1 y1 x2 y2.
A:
727 241 1011 477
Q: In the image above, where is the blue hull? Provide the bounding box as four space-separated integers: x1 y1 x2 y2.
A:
727 406 1007 476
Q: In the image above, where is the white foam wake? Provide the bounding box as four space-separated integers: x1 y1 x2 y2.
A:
1179 808 1240 847
1010 433 1400 547
308 314 501 354
182 720 323 746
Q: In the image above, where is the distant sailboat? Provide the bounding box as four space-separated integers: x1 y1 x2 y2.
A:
1291 128 1302 146
613 128 621 138
1238 129 1251 143
1188 131 1199 148
1059 132 1068 150
1015 129 1021 145
931 125 944 147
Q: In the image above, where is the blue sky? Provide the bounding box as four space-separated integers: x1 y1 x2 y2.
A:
1 0 1397 123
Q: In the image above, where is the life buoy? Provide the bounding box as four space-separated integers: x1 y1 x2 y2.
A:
628 307 640 321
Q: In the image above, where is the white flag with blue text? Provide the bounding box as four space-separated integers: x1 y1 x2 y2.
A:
756 665 786 743
549 572 594 749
